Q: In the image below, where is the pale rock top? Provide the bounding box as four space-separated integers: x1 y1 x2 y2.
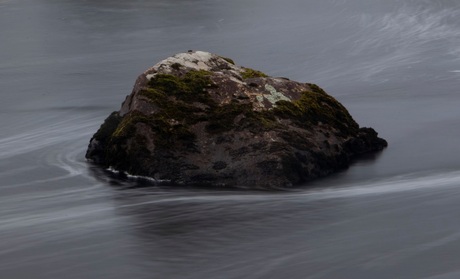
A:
145 51 241 81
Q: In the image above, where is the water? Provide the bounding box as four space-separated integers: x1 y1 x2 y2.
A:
2 0 460 278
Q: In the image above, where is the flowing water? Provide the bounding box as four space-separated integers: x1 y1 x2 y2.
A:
2 0 460 278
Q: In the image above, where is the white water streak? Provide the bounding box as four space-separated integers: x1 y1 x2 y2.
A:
0 115 98 160
299 171 460 200
2 170 460 231
352 5 460 80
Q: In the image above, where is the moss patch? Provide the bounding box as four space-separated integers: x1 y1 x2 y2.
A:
110 111 196 150
241 68 268 79
140 88 206 125
238 110 279 131
273 90 359 136
307 83 327 95
93 111 122 142
219 56 235 65
147 70 216 106
205 102 252 133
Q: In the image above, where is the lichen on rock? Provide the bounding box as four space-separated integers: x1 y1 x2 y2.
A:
86 51 387 188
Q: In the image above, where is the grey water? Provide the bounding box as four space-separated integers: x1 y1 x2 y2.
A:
2 0 460 278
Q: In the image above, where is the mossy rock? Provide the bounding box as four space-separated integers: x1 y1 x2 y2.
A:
86 51 387 188
273 90 359 136
241 67 268 79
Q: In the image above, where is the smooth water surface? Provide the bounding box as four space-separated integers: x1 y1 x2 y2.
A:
2 0 460 278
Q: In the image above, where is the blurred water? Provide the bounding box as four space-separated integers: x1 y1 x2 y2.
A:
2 0 460 278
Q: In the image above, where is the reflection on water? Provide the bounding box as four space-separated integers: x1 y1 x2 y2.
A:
2 0 460 278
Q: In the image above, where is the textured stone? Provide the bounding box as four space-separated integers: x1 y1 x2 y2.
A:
86 51 387 188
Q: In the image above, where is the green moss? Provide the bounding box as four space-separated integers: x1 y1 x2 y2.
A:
109 111 197 152
206 102 281 134
238 110 279 131
140 88 205 125
206 102 253 133
307 83 327 95
142 70 220 131
112 111 150 139
98 112 154 173
147 70 216 106
93 111 122 142
273 90 359 135
219 56 235 65
241 68 268 79
171 62 182 70
147 74 187 95
149 118 197 148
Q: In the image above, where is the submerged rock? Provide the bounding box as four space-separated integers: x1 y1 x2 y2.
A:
86 51 387 188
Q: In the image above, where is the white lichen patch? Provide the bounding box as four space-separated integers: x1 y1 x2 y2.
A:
148 51 213 73
149 51 242 74
264 84 291 103
256 95 265 105
252 84 291 108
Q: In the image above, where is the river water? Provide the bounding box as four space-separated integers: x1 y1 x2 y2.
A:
2 0 460 278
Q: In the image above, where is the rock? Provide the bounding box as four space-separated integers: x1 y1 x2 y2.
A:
86 51 387 188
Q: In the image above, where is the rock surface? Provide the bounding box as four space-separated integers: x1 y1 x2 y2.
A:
86 51 387 188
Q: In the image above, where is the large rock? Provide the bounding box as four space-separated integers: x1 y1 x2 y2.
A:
86 51 387 188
